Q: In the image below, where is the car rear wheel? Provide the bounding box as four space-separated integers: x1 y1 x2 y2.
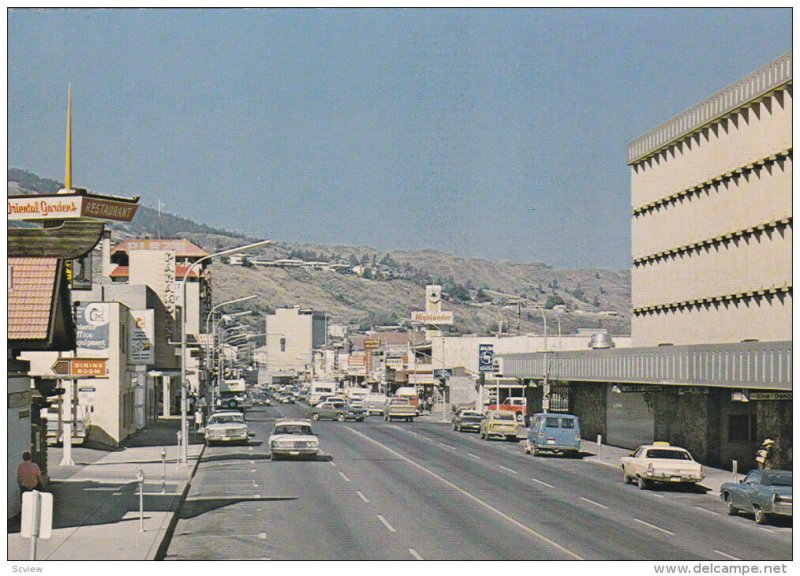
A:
515 412 524 422
724 493 738 515
637 476 648 490
336 414 345 422
532 444 540 456
754 506 768 525
311 413 320 421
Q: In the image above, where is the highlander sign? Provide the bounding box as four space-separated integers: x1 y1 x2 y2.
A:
8 194 138 222
411 311 454 325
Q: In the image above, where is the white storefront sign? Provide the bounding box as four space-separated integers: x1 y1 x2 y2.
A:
129 309 155 365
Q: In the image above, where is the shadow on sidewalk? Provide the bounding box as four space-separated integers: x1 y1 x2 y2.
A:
8 479 182 534
178 496 296 521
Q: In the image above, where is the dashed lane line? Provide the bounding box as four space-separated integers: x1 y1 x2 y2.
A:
579 497 608 510
499 465 518 474
694 506 717 515
531 478 554 488
377 514 397 533
438 442 456 450
713 550 741 561
633 518 674 536
356 491 370 504
409 548 424 560
468 453 481 460
345 426 583 560
339 471 351 482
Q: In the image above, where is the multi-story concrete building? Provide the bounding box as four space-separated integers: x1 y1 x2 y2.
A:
499 52 792 469
630 52 792 347
263 306 327 383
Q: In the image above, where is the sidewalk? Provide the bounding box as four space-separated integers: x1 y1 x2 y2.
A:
7 418 204 561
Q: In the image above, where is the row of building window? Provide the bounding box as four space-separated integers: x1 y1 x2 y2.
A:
632 149 791 217
633 218 792 267
632 285 791 316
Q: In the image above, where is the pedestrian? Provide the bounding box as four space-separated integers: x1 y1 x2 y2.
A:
194 409 204 432
16 452 42 494
426 396 433 414
756 437 775 470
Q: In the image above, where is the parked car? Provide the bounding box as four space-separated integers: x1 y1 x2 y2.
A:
452 410 485 433
310 401 366 422
480 410 521 441
720 469 793 524
269 419 320 460
276 393 295 404
525 413 581 457
204 411 252 446
620 442 705 490
384 397 417 422
487 397 527 422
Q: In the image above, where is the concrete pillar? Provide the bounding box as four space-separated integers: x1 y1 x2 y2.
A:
101 230 112 282
162 376 171 417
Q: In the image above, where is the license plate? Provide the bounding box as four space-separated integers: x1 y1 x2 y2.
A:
289 451 299 455
671 476 681 482
546 440 555 445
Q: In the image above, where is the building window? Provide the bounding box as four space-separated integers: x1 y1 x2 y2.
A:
280 338 286 352
728 414 757 443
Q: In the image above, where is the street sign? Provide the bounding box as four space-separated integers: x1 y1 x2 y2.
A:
364 339 382 349
433 368 453 379
21 491 53 539
51 358 108 378
479 344 494 372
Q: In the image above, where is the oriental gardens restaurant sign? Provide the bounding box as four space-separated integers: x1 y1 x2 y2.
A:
8 192 139 222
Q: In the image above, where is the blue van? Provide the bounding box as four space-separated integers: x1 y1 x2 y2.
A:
525 413 581 456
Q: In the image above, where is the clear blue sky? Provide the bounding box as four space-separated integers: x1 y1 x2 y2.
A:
8 8 791 269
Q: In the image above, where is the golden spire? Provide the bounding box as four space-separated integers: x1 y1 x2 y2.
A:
65 84 72 190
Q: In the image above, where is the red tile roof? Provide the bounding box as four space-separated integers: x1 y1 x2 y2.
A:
111 238 208 258
8 257 58 340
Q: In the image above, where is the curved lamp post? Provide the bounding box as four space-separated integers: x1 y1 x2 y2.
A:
180 239 271 465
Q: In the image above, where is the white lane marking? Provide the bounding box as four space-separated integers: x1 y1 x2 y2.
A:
329 461 336 467
112 492 122 496
499 465 518 474
84 486 125 491
649 492 664 498
258 533 267 540
250 469 256 473
339 471 351 482
467 453 481 460
714 550 740 560
438 442 456 450
634 518 674 536
356 491 370 504
409 548 424 560
248 446 254 451
377 514 396 533
579 497 608 510
531 478 553 488
758 527 775 534
345 426 582 560
694 506 717 515
255 494 261 498
250 460 255 465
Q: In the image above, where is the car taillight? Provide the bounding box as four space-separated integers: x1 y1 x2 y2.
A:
575 434 581 441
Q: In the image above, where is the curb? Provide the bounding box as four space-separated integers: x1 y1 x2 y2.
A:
152 442 206 561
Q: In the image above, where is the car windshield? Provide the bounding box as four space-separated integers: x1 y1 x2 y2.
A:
494 413 515 421
390 398 409 405
273 424 313 435
646 449 691 460
210 415 244 425
764 473 792 486
463 412 484 419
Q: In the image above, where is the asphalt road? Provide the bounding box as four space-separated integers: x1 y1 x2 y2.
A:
165 403 792 560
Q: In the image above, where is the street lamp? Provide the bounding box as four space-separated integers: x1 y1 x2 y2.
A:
180 239 271 465
204 295 257 410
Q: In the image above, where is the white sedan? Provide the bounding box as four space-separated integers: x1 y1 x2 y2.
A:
621 442 705 490
269 420 320 460
204 411 252 446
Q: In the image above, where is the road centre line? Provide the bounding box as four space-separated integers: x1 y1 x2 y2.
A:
531 478 554 488
467 453 481 460
408 548 424 560
713 550 741 561
339 471 351 482
499 465 518 474
634 518 674 536
346 426 583 560
438 442 456 450
377 514 397 533
356 491 370 503
579 497 608 510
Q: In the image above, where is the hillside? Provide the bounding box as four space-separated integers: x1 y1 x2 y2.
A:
8 168 631 336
